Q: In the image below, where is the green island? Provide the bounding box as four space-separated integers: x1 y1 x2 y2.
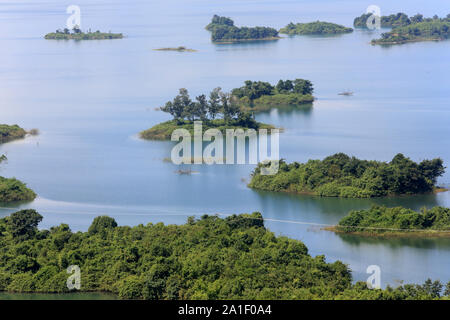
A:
205 15 279 42
140 88 274 140
0 124 27 144
1 210 450 300
354 12 414 28
45 26 123 40
248 153 445 198
231 79 314 111
372 16 450 45
153 46 197 52
328 206 450 238
0 154 36 203
279 21 353 35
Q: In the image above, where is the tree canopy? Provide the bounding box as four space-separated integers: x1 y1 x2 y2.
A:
0 124 26 144
249 153 445 198
280 21 353 35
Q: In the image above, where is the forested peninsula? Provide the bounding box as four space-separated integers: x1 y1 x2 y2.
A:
205 15 279 42
329 206 450 238
279 21 353 35
1 210 450 299
140 88 274 140
248 153 445 198
0 124 27 144
354 12 415 28
45 26 123 40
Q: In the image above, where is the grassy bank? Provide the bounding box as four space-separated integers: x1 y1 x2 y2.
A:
140 119 275 141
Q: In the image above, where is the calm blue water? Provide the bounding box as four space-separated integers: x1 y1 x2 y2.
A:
1 0 450 288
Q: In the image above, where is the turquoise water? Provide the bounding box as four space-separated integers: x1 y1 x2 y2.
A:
1 0 450 289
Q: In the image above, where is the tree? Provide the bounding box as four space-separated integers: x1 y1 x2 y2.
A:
208 87 222 120
194 94 208 121
88 216 118 235
6 209 43 241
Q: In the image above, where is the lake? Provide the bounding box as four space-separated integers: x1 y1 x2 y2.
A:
1 0 450 289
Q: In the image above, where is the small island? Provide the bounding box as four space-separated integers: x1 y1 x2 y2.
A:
279 21 353 35
0 153 36 203
140 88 274 140
327 206 450 238
248 153 445 198
0 124 27 144
153 46 197 52
45 26 123 40
372 16 450 45
205 15 279 42
231 79 314 112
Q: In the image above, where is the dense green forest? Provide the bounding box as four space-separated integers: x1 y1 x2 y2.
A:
279 21 353 35
231 79 314 110
45 26 123 40
205 15 279 42
0 153 36 203
0 124 27 144
372 19 450 45
248 153 445 198
140 88 273 140
0 210 449 299
333 206 450 236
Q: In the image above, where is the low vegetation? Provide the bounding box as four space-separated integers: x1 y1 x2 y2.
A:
205 15 279 42
0 177 36 203
45 26 123 40
332 206 450 237
248 153 445 198
0 210 449 299
280 21 353 35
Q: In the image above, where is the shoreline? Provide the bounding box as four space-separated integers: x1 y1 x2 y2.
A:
212 36 281 44
324 226 450 239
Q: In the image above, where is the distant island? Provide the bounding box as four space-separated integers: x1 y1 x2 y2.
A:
248 153 445 198
45 26 123 40
0 176 36 203
231 79 314 112
140 88 274 140
372 16 450 45
0 124 27 144
354 12 414 28
328 206 450 238
279 21 353 35
205 15 279 42
154 46 197 52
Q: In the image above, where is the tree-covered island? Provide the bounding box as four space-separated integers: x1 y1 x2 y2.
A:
0 124 27 144
1 210 450 299
153 46 197 52
45 26 123 40
248 153 445 198
354 12 414 28
231 79 314 111
279 21 353 35
328 206 450 238
140 88 274 140
372 15 450 45
205 15 279 42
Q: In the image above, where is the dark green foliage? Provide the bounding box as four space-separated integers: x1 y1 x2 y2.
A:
206 15 279 42
280 21 353 35
372 19 450 45
0 210 448 299
88 216 118 235
0 176 37 203
0 124 26 144
354 12 412 28
5 210 43 241
337 206 450 234
249 153 445 198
